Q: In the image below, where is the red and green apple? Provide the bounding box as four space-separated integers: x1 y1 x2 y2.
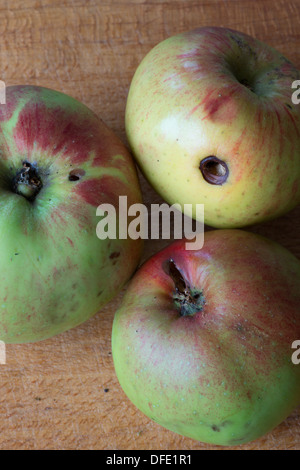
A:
125 27 300 228
0 85 143 343
112 229 300 446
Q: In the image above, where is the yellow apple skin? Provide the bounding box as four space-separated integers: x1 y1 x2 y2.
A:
125 27 300 228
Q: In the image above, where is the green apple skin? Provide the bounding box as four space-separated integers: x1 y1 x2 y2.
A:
0 85 143 343
125 27 300 228
112 230 300 446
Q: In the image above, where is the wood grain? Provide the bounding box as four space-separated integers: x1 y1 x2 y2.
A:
0 0 299 450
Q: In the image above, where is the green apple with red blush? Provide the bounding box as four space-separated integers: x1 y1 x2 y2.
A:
125 27 300 228
0 85 143 343
112 230 300 446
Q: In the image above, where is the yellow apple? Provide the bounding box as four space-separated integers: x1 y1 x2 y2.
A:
125 27 300 228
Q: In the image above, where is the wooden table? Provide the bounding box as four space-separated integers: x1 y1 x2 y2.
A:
0 0 299 450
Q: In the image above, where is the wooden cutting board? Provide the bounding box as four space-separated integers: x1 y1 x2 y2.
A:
0 0 299 450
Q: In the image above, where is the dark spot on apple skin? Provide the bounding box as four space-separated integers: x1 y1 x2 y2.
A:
211 420 232 433
69 168 86 181
97 290 103 297
212 425 220 432
109 252 120 259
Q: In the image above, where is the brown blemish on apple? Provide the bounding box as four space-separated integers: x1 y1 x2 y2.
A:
68 168 85 181
212 425 220 432
211 420 232 432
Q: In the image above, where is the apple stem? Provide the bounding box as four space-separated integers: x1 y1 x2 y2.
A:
164 258 205 317
13 161 42 201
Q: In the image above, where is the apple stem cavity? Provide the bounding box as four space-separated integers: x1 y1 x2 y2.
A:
164 258 205 317
200 156 229 185
239 78 253 91
13 161 43 201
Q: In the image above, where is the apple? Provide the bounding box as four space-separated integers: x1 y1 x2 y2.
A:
0 85 143 343
112 230 300 446
125 27 300 228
